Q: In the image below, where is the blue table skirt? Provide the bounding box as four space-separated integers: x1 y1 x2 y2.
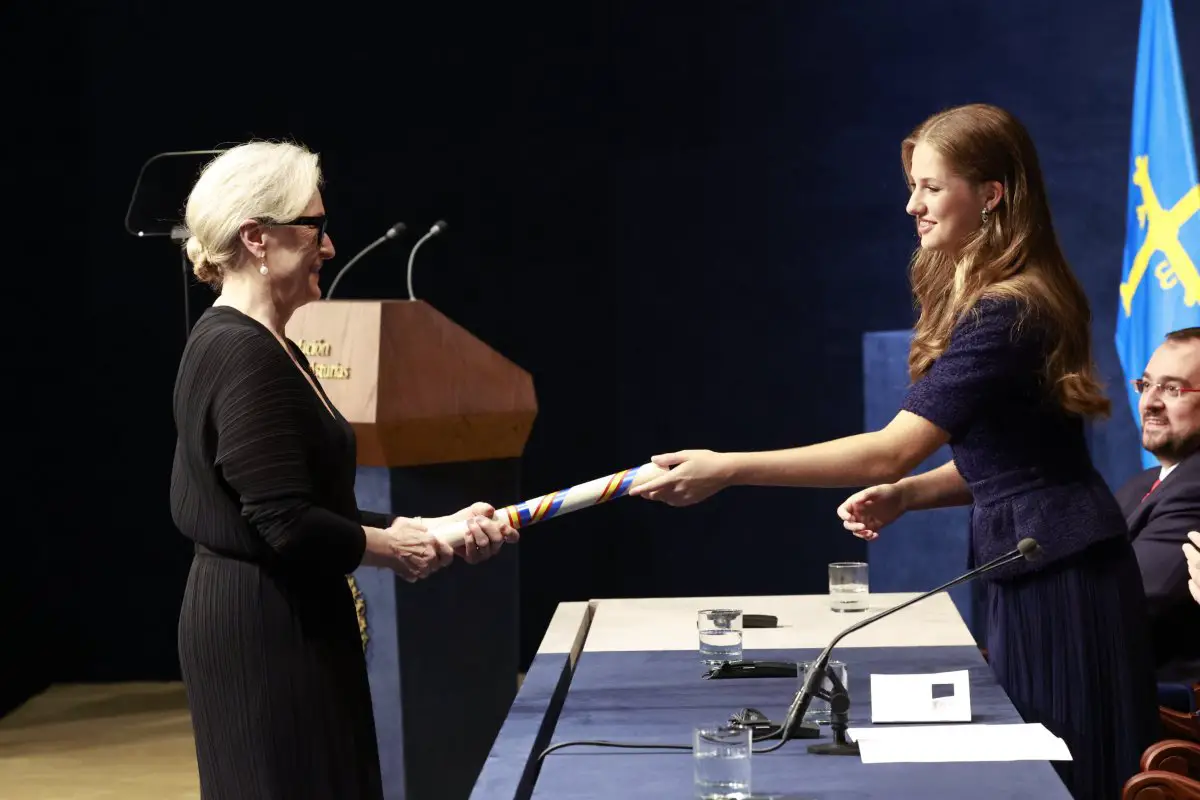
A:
471 651 575 799
530 646 1071 799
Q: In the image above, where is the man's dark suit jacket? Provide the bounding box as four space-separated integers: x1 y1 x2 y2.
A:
1114 452 1200 683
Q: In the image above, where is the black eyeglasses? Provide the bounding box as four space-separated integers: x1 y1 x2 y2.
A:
257 215 327 243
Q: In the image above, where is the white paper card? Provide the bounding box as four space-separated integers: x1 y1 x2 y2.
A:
869 670 971 723
847 723 1073 764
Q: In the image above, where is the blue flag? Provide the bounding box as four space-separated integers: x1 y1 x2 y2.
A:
1115 0 1200 470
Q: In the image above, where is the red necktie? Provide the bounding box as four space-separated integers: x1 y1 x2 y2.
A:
1141 478 1161 503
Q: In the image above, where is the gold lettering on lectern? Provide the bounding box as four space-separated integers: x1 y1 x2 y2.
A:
298 339 333 357
296 338 350 380
313 363 352 380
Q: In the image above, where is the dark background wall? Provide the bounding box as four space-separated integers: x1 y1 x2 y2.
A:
5 0 1198 716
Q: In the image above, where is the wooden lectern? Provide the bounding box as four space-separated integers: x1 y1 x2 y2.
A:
285 299 537 467
286 299 537 800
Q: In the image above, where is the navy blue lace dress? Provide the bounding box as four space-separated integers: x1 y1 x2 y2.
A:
901 296 1160 799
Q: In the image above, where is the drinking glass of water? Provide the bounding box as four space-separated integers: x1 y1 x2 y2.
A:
796 659 849 725
693 724 751 800
828 561 869 612
697 609 743 665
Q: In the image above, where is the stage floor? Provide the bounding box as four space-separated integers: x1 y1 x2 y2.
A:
0 683 199 799
0 675 529 798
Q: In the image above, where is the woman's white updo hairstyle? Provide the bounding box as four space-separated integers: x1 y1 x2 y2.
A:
183 141 322 289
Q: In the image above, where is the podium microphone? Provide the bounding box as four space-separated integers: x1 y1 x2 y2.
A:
406 219 448 301
748 537 1043 755
324 221 408 299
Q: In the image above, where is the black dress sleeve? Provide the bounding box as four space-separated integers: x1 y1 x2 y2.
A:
212 329 367 573
901 297 1042 440
359 510 396 529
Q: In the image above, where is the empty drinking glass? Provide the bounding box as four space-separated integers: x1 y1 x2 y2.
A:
828 561 869 612
693 724 751 799
697 609 743 665
797 659 849 725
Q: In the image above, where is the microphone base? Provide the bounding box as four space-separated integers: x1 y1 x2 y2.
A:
807 739 860 756
808 703 859 756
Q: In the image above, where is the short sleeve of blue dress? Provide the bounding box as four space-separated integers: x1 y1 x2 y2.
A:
901 297 1041 441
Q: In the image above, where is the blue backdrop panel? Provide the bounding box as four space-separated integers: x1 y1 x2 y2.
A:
862 331 982 644
354 460 522 800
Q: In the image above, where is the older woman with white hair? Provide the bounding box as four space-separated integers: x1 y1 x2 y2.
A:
169 140 518 799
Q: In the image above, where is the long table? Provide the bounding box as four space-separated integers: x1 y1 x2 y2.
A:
471 593 1072 799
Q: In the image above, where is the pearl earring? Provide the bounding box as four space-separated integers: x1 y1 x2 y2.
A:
259 261 269 276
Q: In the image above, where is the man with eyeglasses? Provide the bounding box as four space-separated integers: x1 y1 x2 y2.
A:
1114 326 1200 683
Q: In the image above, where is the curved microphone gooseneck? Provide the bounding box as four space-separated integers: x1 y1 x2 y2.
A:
406 220 448 300
325 222 408 299
759 536 1043 754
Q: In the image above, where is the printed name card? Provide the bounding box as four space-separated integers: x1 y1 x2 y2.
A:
869 669 972 723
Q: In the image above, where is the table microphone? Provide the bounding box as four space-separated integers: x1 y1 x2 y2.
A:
406 220 448 300
749 537 1043 754
324 221 408 299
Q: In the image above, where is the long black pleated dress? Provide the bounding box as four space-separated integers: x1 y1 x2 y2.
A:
901 296 1160 799
170 305 390 800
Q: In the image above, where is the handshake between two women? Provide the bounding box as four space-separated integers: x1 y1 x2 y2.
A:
360 502 520 582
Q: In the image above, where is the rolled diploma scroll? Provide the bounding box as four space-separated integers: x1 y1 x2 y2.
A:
428 462 668 548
